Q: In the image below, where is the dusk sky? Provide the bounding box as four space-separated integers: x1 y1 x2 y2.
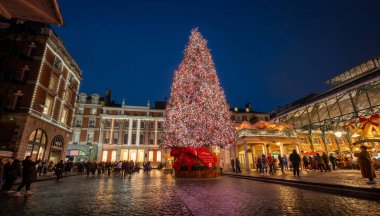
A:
54 0 380 112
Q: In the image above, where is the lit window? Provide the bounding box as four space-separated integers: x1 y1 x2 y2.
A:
114 121 119 128
132 121 137 129
91 108 97 115
89 120 95 128
148 151 154 161
102 151 108 161
60 108 68 124
157 151 161 162
43 97 53 115
123 134 128 144
48 76 56 90
111 151 116 162
158 122 162 129
87 132 94 142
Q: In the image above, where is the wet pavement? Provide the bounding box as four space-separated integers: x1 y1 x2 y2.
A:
225 169 380 189
1 170 379 216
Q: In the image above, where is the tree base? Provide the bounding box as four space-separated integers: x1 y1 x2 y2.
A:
174 169 220 178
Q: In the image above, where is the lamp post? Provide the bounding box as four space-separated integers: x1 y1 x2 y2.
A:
89 146 93 162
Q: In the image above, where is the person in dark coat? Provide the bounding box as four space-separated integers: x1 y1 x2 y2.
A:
55 160 64 180
230 158 235 172
322 152 329 172
289 150 301 177
2 159 21 193
14 156 36 196
329 153 337 170
235 158 241 173
358 146 376 184
315 153 324 172
302 155 309 171
85 161 92 177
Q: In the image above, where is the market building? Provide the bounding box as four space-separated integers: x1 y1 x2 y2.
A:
271 58 380 156
67 90 166 166
0 1 82 161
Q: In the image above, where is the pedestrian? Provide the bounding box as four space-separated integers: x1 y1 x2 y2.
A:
55 160 64 180
315 153 324 172
322 152 329 172
2 159 21 193
261 155 268 174
219 159 224 174
329 153 336 170
289 149 301 177
256 157 262 174
278 155 284 174
36 160 43 176
283 155 288 170
358 145 376 184
91 161 97 176
14 156 36 196
235 157 241 173
302 155 309 171
230 158 235 172
267 154 274 175
85 161 92 177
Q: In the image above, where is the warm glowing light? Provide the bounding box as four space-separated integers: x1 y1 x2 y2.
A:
334 131 342 138
352 133 360 138
276 142 281 146
161 28 236 149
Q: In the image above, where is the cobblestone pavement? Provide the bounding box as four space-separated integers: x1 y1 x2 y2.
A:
225 169 380 188
1 170 380 216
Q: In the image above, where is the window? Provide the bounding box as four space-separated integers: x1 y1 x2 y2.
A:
132 121 137 129
150 112 155 117
157 122 162 129
131 134 136 144
53 57 62 69
105 120 111 128
43 97 53 116
124 120 129 128
102 151 108 161
113 132 118 144
87 132 94 142
140 134 144 144
69 73 75 85
89 120 95 128
73 131 80 144
114 121 119 128
105 132 110 143
148 151 154 161
149 133 154 145
91 108 97 115
150 122 154 129
111 151 117 162
60 108 68 124
157 151 161 162
158 113 163 117
78 107 84 115
75 120 82 127
123 134 128 144
140 121 145 129
235 115 242 121
141 112 146 116
48 76 56 90
6 90 22 110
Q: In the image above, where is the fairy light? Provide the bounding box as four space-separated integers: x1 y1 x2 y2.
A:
29 45 48 112
161 28 236 149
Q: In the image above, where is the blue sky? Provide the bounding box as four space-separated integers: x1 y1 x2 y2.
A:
54 0 380 112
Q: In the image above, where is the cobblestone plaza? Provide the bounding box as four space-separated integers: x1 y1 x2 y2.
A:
1 170 379 216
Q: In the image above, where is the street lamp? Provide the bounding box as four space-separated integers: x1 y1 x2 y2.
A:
88 146 93 161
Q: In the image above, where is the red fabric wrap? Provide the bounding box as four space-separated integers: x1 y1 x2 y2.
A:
170 147 199 171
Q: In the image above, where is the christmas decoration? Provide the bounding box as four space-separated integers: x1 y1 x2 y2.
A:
344 114 380 138
162 28 236 150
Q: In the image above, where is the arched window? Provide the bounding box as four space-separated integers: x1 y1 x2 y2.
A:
25 129 47 161
51 135 64 149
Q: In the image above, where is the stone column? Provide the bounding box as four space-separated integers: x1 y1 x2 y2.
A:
280 143 284 156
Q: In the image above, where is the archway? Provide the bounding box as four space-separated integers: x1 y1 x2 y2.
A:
49 135 64 162
25 129 47 161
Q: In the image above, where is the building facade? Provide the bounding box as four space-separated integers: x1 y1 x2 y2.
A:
271 58 380 155
68 91 166 166
0 16 82 161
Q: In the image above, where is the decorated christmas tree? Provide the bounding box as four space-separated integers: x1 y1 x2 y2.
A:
162 29 236 171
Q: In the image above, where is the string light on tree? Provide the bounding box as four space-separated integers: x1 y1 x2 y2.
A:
162 28 236 150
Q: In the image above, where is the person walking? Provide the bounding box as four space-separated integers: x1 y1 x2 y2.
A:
267 154 274 175
85 161 92 177
14 156 36 196
256 157 262 174
219 159 224 174
322 152 329 172
55 160 64 180
315 153 324 172
235 158 241 173
289 150 301 177
261 155 268 174
358 145 376 184
302 155 309 171
283 155 288 170
329 153 336 170
2 159 21 193
278 155 284 174
230 158 235 172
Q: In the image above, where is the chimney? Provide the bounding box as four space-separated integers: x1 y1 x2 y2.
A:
105 89 111 106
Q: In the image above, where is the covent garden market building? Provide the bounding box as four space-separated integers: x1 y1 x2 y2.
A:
228 58 380 171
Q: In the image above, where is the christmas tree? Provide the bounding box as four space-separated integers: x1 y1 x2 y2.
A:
162 28 236 150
